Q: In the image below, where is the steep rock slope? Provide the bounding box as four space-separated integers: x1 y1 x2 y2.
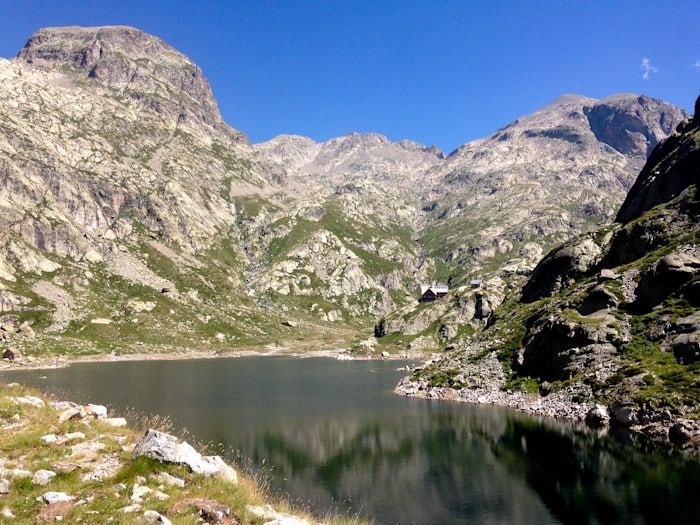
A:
407 97 700 444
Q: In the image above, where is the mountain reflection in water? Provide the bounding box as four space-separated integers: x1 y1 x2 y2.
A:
1 356 698 525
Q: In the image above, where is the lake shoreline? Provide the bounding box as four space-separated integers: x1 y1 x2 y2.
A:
4 347 699 456
0 345 403 372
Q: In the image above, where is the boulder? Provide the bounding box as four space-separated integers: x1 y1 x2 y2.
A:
585 404 610 428
86 404 108 418
84 249 103 263
247 504 312 525
2 347 20 361
577 284 619 315
131 483 168 502
14 395 45 407
102 417 127 427
132 429 238 481
152 471 185 488
519 314 619 381
633 247 700 312
522 236 603 302
611 405 638 427
675 312 700 333
143 509 172 524
126 299 156 313
32 469 57 486
58 406 87 423
18 320 35 338
39 492 75 505
669 419 700 446
670 333 700 365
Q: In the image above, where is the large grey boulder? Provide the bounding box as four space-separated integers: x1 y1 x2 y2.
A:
670 333 700 365
132 429 237 482
633 247 700 312
521 236 603 303
519 314 620 381
585 404 610 428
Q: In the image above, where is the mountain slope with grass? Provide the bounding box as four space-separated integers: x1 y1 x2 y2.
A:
0 25 688 364
401 96 700 447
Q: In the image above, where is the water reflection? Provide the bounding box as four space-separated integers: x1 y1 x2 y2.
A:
1 357 699 525
493 419 700 524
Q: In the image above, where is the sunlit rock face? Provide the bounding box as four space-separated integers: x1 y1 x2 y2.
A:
0 25 688 354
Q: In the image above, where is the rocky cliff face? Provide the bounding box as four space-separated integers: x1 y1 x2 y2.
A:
17 26 244 143
409 98 700 444
0 25 689 360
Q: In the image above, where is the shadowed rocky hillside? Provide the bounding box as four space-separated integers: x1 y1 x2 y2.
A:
0 25 687 362
404 96 700 446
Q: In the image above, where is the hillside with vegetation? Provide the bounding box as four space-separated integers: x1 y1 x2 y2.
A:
0 25 689 372
400 96 700 447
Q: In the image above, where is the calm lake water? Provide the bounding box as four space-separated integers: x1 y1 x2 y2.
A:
2 356 699 524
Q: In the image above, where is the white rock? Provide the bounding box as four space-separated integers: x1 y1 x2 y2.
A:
0 467 31 479
84 249 103 263
132 429 236 479
127 298 156 313
152 471 185 488
121 503 142 513
130 483 152 503
0 478 10 494
42 434 59 444
131 483 168 502
203 455 238 484
143 510 172 524
102 417 127 427
87 404 108 418
58 406 86 423
1 507 14 518
40 491 75 504
64 431 86 442
32 469 57 485
14 395 45 407
247 504 312 525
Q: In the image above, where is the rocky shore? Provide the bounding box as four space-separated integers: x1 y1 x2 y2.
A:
394 375 700 454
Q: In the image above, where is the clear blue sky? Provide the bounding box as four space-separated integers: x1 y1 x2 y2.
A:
1 0 698 153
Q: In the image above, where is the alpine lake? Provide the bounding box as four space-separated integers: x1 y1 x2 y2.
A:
2 356 699 525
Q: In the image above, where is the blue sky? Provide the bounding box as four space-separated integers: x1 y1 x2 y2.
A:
1 0 698 153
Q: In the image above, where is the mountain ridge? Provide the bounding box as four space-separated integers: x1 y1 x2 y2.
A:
0 26 690 371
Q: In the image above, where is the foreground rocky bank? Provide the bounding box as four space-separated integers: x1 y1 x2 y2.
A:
400 96 700 454
0 382 356 524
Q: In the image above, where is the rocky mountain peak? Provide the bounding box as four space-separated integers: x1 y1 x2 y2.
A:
17 25 244 142
583 94 684 160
